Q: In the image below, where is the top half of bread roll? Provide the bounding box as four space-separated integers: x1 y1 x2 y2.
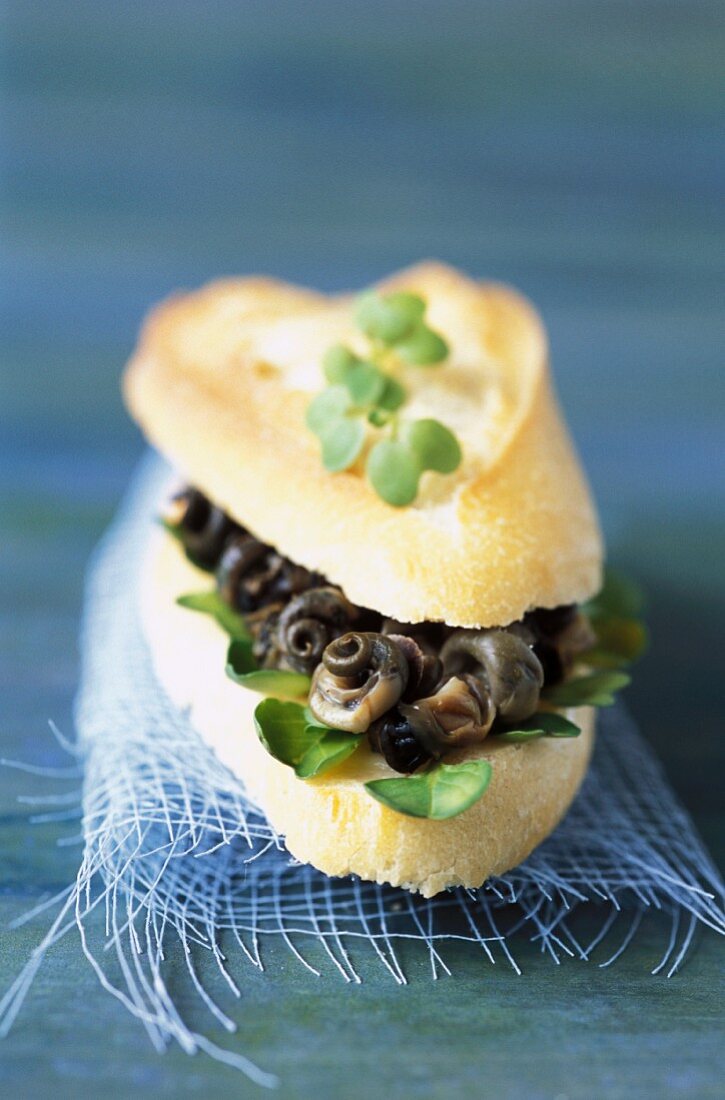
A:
123 261 603 627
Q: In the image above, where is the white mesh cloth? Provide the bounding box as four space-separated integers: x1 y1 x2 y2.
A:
2 453 723 1084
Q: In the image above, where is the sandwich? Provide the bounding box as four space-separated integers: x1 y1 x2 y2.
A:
124 262 641 898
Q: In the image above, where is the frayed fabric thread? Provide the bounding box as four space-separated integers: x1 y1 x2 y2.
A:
2 453 723 1085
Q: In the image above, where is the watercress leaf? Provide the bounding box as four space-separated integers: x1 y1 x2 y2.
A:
322 344 360 384
366 439 421 507
225 637 258 674
529 712 581 736
495 712 581 742
306 385 351 434
587 617 648 668
228 666 311 699
295 729 361 778
344 361 387 406
355 291 421 344
365 759 492 820
543 670 631 708
253 699 312 767
395 323 449 365
319 417 365 472
227 644 311 699
585 569 645 621
402 418 462 474
176 591 251 640
377 375 406 411
303 705 327 728
254 701 359 777
494 727 544 743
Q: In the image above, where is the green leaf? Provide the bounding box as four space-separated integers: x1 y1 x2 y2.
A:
395 323 449 365
585 569 645 621
296 728 361 778
587 617 648 668
543 670 631 708
384 291 426 325
226 641 311 699
254 700 314 767
402 418 462 474
377 375 406 411
366 439 421 507
319 417 366 472
176 591 251 640
322 344 360 384
306 385 351 433
232 669 312 698
495 711 581 742
354 290 423 344
368 408 392 427
253 700 360 777
344 361 387 406
225 637 257 673
365 759 493 820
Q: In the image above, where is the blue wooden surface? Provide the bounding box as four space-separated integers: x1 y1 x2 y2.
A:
1 3 724 1096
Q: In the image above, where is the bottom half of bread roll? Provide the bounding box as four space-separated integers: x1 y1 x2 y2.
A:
140 529 595 898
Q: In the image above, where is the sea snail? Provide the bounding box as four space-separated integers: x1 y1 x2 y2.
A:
217 534 320 613
275 587 355 675
371 673 496 772
440 628 544 722
166 488 236 568
371 626 547 773
309 632 409 733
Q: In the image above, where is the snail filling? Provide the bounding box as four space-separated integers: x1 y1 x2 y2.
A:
166 486 595 773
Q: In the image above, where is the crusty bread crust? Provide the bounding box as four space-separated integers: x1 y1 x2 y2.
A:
141 527 595 898
124 262 603 628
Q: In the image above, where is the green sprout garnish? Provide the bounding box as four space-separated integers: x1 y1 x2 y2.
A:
305 289 462 506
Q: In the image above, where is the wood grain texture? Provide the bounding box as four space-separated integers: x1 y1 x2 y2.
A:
1 2 723 1096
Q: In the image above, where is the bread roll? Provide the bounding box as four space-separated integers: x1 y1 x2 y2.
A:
141 529 595 897
124 262 602 627
125 262 602 896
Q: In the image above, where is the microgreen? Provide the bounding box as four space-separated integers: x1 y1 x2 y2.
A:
394 324 449 366
306 288 462 505
254 699 361 778
401 418 462 474
176 591 251 640
318 417 366 472
377 375 406 411
344 362 387 406
366 439 422 507
322 344 361 383
355 290 427 344
494 712 581 742
365 759 493 820
542 670 631 709
226 640 311 700
305 385 351 432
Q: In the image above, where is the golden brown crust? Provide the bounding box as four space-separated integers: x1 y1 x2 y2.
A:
124 262 603 628
141 528 595 898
